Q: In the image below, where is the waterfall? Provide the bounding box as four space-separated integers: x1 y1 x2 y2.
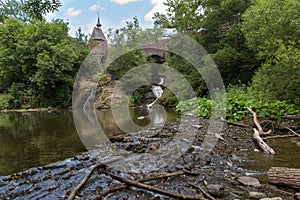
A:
83 88 95 111
83 89 97 124
152 86 163 98
147 84 164 108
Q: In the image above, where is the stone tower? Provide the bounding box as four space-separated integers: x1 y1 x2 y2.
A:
89 15 108 65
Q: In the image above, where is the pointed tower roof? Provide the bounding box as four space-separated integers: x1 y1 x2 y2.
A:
91 15 106 41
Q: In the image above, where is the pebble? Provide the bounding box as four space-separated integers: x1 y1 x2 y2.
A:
259 198 282 200
295 193 300 200
254 149 260 152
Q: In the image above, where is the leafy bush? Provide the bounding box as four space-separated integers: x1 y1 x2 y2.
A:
176 85 300 121
250 45 300 105
0 94 14 109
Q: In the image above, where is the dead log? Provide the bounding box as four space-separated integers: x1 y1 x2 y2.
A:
248 108 275 154
267 167 300 189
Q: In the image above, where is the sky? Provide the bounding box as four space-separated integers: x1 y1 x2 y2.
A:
45 0 168 37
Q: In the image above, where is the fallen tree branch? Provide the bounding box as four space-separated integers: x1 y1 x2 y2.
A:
67 158 121 200
248 108 272 135
105 172 205 199
94 170 188 199
221 120 251 128
253 129 275 154
95 169 198 199
188 182 216 200
263 134 297 140
248 108 275 154
285 115 300 120
279 124 300 137
67 163 107 200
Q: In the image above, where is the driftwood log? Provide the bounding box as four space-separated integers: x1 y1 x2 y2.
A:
267 167 300 189
248 108 275 154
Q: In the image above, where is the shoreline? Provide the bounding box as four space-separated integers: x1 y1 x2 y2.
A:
0 119 299 199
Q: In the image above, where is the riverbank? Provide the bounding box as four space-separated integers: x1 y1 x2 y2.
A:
0 117 299 199
0 107 60 113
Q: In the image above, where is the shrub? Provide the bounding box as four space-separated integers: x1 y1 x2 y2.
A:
176 85 300 121
0 94 14 109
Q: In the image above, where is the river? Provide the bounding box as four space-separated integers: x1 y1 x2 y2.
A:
0 108 178 176
0 109 299 177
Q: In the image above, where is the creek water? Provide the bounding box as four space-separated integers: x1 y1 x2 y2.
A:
0 108 178 176
246 137 300 171
0 110 299 177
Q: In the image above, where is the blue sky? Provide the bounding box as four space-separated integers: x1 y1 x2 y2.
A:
45 0 168 37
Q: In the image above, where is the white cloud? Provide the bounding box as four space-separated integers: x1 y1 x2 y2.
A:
110 0 141 6
89 3 105 11
144 0 168 22
44 11 56 21
66 7 82 17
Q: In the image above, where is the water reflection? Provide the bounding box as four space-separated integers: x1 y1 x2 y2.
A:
0 108 179 176
246 138 300 171
97 107 179 137
73 107 179 150
0 111 85 176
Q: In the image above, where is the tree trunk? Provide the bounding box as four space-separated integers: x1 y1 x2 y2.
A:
267 167 300 189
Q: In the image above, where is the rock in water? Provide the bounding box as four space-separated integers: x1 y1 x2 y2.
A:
237 176 261 188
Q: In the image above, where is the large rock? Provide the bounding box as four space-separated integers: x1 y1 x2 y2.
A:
237 176 261 188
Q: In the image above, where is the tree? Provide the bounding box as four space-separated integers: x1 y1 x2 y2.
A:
242 0 300 59
0 18 89 107
251 45 300 104
154 0 203 33
154 0 257 88
0 0 61 22
243 0 300 104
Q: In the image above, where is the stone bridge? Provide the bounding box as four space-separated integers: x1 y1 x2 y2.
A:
140 39 170 63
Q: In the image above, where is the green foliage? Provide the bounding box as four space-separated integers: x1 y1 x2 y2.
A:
156 88 178 107
108 49 148 80
242 0 300 59
251 45 300 104
243 0 300 104
0 0 61 22
0 18 89 108
130 90 142 106
176 85 300 121
0 94 14 109
154 0 258 91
